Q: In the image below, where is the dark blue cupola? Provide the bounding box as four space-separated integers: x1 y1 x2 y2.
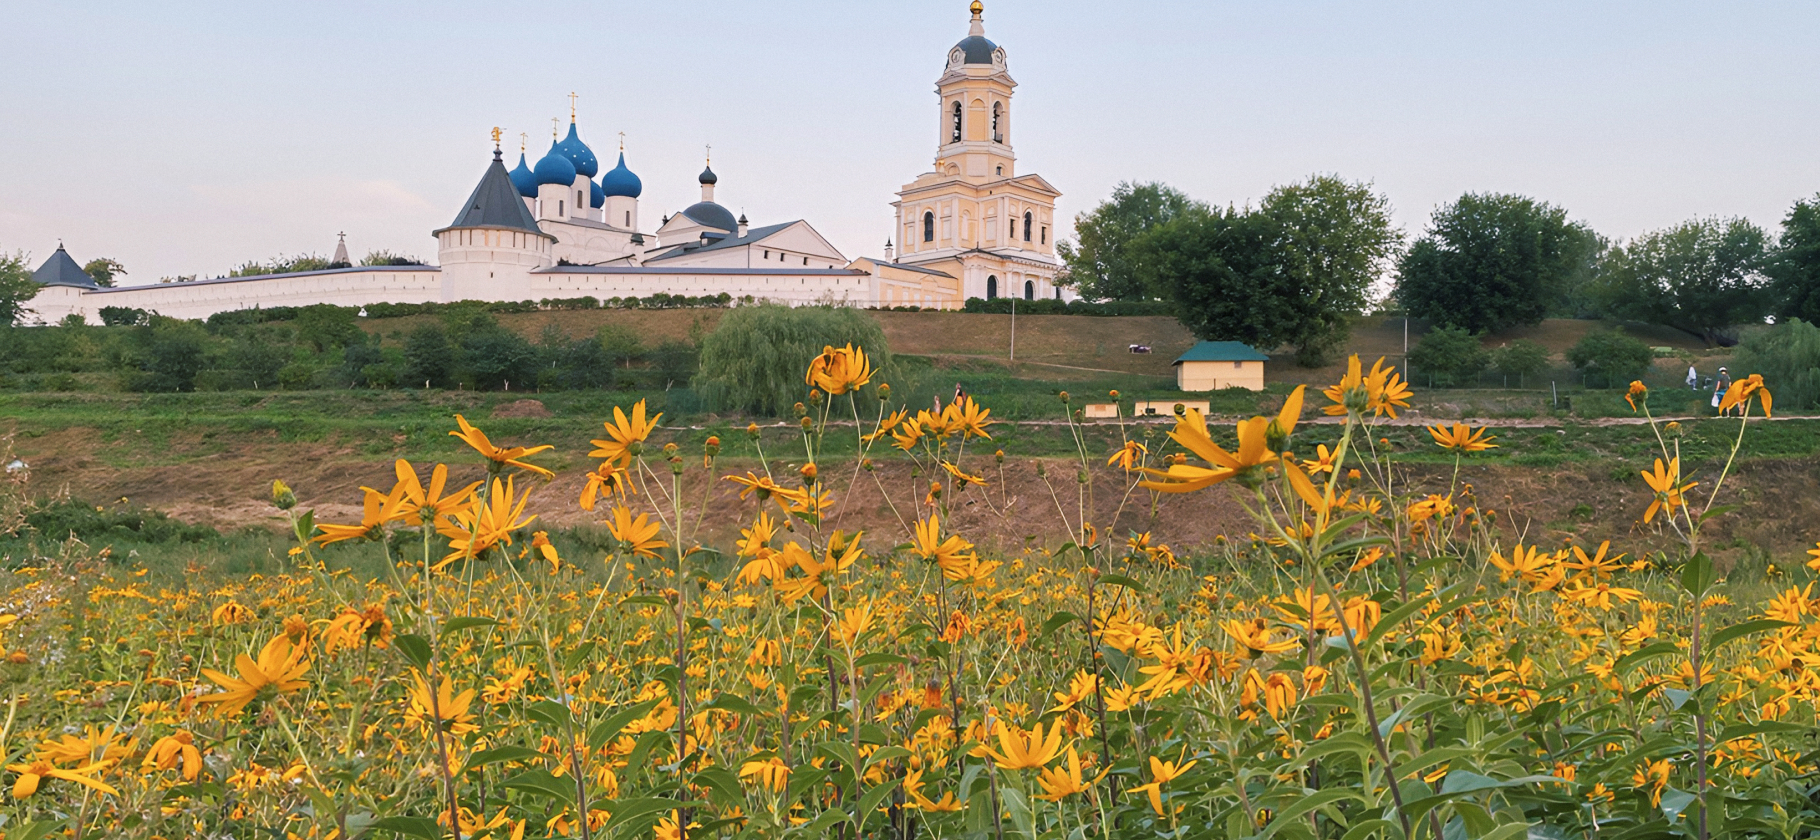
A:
533 140 578 186
555 122 599 178
508 152 538 198
599 152 642 198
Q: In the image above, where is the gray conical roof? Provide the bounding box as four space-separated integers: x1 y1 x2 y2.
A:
32 245 97 289
439 150 547 237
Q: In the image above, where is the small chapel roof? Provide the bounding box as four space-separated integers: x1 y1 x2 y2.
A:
644 221 797 262
437 149 549 239
32 245 97 289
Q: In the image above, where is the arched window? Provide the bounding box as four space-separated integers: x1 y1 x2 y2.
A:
1024 280 1034 300
992 102 1002 142
986 276 998 300
1055 286 1062 300
1023 212 1032 242
923 212 935 243
951 101 962 143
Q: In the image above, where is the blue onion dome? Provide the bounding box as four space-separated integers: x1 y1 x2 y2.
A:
600 152 643 198
556 122 599 178
954 34 997 64
698 165 718 185
508 153 538 198
589 179 605 209
533 141 578 186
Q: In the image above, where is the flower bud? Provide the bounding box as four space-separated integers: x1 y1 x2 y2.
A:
627 441 644 457
800 462 818 484
810 389 824 405
794 402 807 417
994 449 1005 464
877 383 892 400
862 458 875 472
271 479 297 510
663 442 680 458
1058 391 1071 404
799 416 813 431
1077 469 1089 485
746 422 761 440
1109 389 1120 399
704 436 721 457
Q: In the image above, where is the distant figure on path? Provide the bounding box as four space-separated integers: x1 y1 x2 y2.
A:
1686 364 1698 390
1714 367 1733 414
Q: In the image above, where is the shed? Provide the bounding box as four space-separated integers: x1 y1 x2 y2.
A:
1173 341 1267 391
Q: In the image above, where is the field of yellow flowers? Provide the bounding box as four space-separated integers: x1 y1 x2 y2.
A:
0 348 1809 840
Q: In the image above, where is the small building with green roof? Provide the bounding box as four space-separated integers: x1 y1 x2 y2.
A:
1174 341 1268 391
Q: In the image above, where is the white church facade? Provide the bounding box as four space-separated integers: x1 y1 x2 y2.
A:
26 3 1070 325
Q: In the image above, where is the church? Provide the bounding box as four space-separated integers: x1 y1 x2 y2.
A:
27 3 1069 325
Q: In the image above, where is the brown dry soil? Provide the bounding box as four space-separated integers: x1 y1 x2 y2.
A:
18 421 1820 564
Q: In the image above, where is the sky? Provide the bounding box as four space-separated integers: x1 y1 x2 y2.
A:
2 0 1817 285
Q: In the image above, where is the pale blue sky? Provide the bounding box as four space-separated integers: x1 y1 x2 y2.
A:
2 1 1816 284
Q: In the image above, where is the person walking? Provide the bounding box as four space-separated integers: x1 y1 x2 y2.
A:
1713 367 1733 415
1686 364 1698 390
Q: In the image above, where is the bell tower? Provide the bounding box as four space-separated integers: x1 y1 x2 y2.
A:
890 2 1065 303
935 0 1017 181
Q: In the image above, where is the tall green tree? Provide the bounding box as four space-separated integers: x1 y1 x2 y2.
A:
694 305 888 415
1136 208 1296 351
1594 217 1770 343
1058 182 1205 301
1255 175 1402 365
1396 193 1600 332
82 258 125 287
0 252 40 326
1770 194 1820 325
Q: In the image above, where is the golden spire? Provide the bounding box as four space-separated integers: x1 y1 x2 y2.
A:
568 91 579 122
705 144 712 165
520 132 528 153
551 117 560 138
971 1 982 20
490 126 502 147
618 131 626 152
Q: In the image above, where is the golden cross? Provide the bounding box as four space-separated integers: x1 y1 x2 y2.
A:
618 131 626 151
490 126 502 146
551 117 560 138
705 143 711 164
568 91 579 121
520 132 528 153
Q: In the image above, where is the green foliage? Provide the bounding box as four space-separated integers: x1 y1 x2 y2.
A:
0 251 41 327
1566 329 1654 388
1733 318 1820 411
98 306 149 327
402 324 457 389
694 305 888 415
228 253 337 277
1407 324 1489 387
292 304 364 353
1489 339 1551 383
9 498 219 546
358 250 426 267
82 257 126 287
1254 174 1403 366
1058 181 1205 301
1396 193 1601 332
957 297 1173 316
1135 176 1399 366
126 317 210 392
459 322 537 390
1770 193 1820 325
1594 216 1771 341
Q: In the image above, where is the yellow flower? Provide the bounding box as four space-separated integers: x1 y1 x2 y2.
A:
605 504 669 559
406 672 479 736
945 396 995 439
1560 581 1644 610
773 536 862 603
579 462 633 510
141 731 203 781
905 768 964 811
1719 373 1771 417
1324 356 1412 418
313 481 408 546
1036 746 1105 801
1127 755 1198 816
835 600 874 647
1640 458 1694 524
197 634 311 718
1107 440 1148 470
323 604 393 655
590 400 662 467
1221 617 1298 658
940 461 988 487
739 757 791 793
913 513 993 583
1632 758 1670 807
438 477 536 565
1427 423 1497 452
1625 380 1648 411
9 758 118 799
450 414 554 477
1141 386 1305 493
392 460 480 525
805 343 875 395
981 719 1065 770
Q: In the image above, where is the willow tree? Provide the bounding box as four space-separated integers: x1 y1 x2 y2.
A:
693 305 889 416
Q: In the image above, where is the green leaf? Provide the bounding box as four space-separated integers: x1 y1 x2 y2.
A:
1718 720 1809 742
853 777 904 832
1360 595 1436 651
1614 641 1681 676
1660 787 1698 821
1480 824 1534 840
465 745 545 770
1339 818 1401 840
691 765 742 803
625 729 669 775
438 615 498 637
1097 574 1146 592
564 640 599 670
854 652 910 669
369 816 442 840
1259 789 1366 839
589 699 659 749
605 797 697 834
1039 611 1080 638
620 594 669 608
1679 552 1716 598
1698 504 1739 523
1710 619 1793 651
699 694 765 716
999 784 1036 840
526 699 573 728
392 634 433 671
502 768 576 805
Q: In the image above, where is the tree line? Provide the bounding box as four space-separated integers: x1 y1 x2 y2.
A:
1062 182 1820 364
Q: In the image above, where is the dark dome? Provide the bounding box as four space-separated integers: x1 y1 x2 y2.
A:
681 201 737 232
698 165 718 185
954 35 997 64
